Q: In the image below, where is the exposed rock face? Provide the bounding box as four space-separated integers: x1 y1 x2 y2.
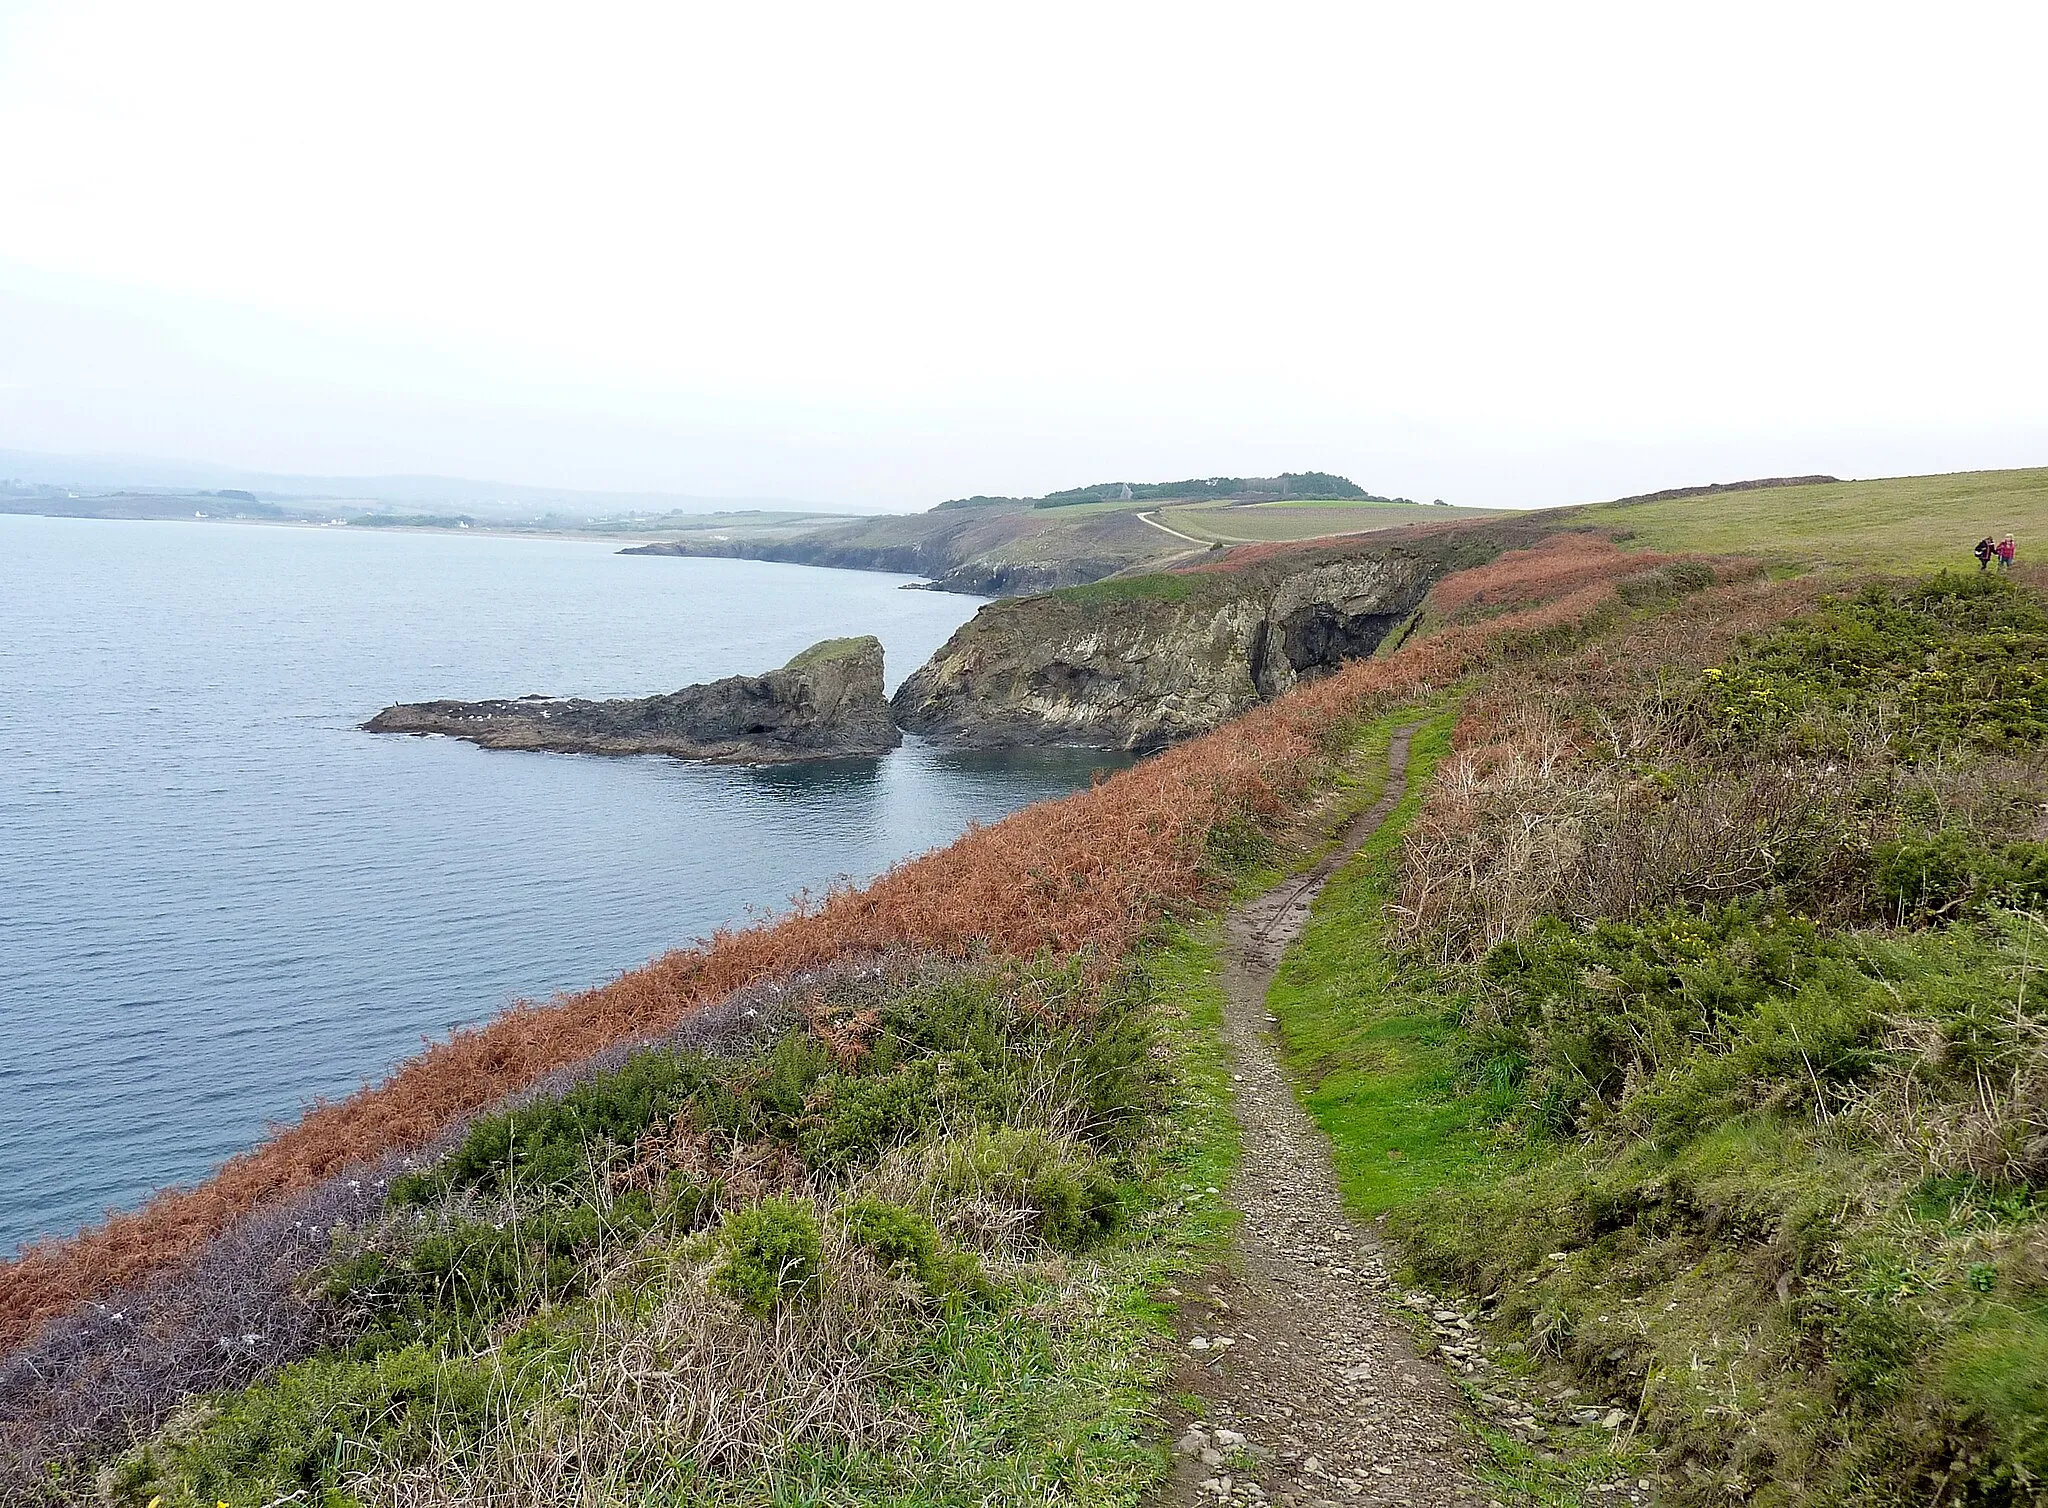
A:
365 637 900 763
890 549 1443 751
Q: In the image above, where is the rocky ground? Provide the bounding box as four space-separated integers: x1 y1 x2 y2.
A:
1156 727 1653 1508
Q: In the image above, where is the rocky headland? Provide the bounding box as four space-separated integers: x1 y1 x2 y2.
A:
620 497 1186 595
890 541 1476 751
364 636 900 763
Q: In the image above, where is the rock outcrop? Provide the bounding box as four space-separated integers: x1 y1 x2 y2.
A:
365 637 900 763
890 547 1446 751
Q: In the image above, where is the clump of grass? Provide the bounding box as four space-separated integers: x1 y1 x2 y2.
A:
917 1125 1124 1252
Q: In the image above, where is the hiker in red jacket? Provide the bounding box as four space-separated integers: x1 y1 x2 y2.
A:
1997 535 2017 572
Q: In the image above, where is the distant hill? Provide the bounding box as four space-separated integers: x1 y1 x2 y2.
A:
1034 472 1380 508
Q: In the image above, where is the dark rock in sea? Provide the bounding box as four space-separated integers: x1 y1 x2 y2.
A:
364 636 900 763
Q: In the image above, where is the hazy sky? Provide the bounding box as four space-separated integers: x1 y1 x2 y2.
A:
2 2 2044 510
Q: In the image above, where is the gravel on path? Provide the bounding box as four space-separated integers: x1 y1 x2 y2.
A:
1157 724 1490 1508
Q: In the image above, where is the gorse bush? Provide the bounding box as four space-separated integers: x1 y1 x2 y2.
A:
837 1196 987 1303
1691 572 2048 757
108 1337 562 1506
1474 905 1869 1137
710 1197 823 1315
324 1193 656 1349
394 1049 723 1203
1872 831 2048 922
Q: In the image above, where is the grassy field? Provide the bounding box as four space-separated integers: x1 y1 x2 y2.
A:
1571 467 2048 574
1143 498 1503 544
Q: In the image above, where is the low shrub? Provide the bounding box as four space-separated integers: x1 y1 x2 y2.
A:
394 1049 721 1203
838 1196 987 1302
1474 905 1870 1136
800 1051 1004 1169
106 1339 551 1506
1692 572 2048 758
324 1194 655 1348
1872 831 2048 922
710 1198 823 1315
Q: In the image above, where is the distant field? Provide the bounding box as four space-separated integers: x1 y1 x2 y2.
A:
1148 499 1504 544
1572 467 2048 574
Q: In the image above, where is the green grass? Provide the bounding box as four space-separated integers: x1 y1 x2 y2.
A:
783 635 879 669
1153 499 1504 544
1047 571 1202 606
1572 467 2048 575
1265 711 1499 1214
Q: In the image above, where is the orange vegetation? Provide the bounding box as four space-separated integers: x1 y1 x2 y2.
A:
1421 532 1669 621
0 539 1670 1351
1172 520 1493 576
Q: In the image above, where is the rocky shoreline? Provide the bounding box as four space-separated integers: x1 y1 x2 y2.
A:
372 528 1544 764
364 636 901 763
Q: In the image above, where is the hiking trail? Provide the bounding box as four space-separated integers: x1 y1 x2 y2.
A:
1158 724 1487 1508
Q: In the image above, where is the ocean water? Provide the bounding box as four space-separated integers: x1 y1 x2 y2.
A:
0 516 1120 1252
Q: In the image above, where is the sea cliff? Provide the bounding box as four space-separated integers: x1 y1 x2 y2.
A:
890 547 1445 750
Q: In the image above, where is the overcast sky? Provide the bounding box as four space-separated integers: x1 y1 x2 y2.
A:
2 1 2044 510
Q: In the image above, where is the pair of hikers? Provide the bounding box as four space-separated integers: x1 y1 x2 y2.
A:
1975 535 2018 572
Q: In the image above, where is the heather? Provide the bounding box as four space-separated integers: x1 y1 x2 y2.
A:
1269 570 2048 1504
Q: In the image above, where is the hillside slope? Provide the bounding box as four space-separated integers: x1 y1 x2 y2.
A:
624 497 1182 594
621 477 1502 595
1569 466 2048 573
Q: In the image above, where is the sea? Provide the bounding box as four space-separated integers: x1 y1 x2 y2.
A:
0 515 1121 1253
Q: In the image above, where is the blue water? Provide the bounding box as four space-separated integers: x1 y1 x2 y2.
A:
0 516 1118 1252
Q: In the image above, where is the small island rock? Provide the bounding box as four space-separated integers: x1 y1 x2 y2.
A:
365 636 900 763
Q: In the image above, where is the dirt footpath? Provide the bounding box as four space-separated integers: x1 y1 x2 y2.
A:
1158 725 1488 1508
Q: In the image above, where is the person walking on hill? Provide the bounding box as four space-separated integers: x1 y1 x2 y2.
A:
1997 535 2017 572
1976 536 1997 570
